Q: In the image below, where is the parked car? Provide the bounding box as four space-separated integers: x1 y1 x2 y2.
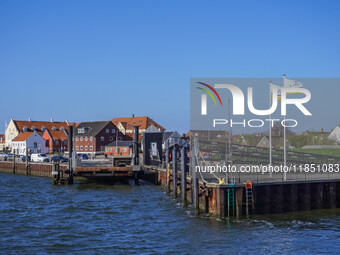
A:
21 155 31 162
6 153 14 161
0 153 7 161
31 153 49 162
51 155 68 163
77 154 89 160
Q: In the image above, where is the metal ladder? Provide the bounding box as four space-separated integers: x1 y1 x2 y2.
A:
227 184 235 217
243 180 254 215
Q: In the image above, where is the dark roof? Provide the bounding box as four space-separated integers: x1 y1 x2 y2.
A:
105 141 133 147
163 131 174 142
74 121 111 137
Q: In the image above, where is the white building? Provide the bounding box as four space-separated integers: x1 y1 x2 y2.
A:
328 126 340 144
12 132 49 155
5 118 69 150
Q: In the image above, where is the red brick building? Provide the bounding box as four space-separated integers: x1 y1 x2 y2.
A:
42 129 68 153
73 121 126 155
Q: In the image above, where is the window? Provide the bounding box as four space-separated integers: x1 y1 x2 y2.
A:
42 126 46 131
76 137 79 141
85 146 88 151
76 146 79 150
112 129 115 133
78 128 85 133
32 126 36 131
23 126 28 132
90 137 93 141
80 146 83 150
122 148 127 153
52 127 56 131
101 136 104 141
80 137 83 141
64 141 67 145
34 142 37 148
90 146 93 150
109 136 113 141
85 137 88 141
55 141 59 145
105 129 109 133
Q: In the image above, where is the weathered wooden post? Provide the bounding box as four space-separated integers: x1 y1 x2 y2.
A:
132 125 140 185
68 125 74 184
25 148 29 175
12 150 16 174
192 143 199 215
181 145 187 205
172 145 177 198
165 144 169 193
52 162 58 184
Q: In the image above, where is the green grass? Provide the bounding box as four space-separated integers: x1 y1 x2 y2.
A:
291 148 340 157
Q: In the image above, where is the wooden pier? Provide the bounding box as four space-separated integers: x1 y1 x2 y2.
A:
1 160 340 217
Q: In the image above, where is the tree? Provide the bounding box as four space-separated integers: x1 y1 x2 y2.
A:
272 122 294 136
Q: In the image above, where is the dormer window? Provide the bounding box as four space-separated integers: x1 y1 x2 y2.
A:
32 126 36 131
60 127 65 131
42 126 46 131
52 126 56 131
23 126 28 132
78 128 85 133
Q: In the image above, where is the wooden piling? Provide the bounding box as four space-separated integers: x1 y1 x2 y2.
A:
25 148 29 175
181 146 187 205
12 150 16 174
165 146 170 193
172 146 177 198
191 151 199 215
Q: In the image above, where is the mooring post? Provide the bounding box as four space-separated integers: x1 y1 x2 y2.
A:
192 145 199 215
181 145 187 205
165 145 169 193
25 148 29 175
133 125 140 166
133 125 140 185
68 125 74 184
172 145 177 198
12 150 16 174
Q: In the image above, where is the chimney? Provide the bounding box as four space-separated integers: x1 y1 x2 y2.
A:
29 118 31 122
132 114 134 118
51 118 54 122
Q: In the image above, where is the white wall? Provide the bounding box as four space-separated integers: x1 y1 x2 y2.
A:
12 132 49 155
328 126 340 143
27 133 49 154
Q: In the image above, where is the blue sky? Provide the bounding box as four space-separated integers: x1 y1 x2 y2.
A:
0 0 339 134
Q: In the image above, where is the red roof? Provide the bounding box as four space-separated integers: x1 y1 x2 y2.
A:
12 132 35 141
124 133 142 141
13 120 69 132
44 130 68 141
112 116 164 131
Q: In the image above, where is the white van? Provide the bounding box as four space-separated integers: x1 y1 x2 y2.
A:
31 153 50 162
